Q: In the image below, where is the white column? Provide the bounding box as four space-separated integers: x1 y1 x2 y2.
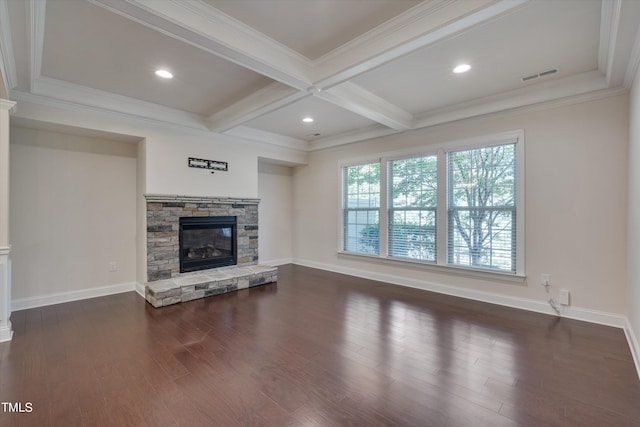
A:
0 99 15 342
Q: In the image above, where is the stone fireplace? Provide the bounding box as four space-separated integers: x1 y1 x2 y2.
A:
144 194 277 308
145 194 259 282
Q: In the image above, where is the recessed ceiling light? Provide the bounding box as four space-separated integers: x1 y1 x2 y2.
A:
155 69 173 79
453 64 471 74
302 117 314 123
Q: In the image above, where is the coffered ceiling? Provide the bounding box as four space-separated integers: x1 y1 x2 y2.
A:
1 0 640 152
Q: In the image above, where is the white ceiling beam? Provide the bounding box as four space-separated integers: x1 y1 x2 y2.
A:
86 0 531 138
312 0 529 89
208 82 310 132
203 0 530 133
29 0 46 92
92 0 314 91
0 0 17 97
598 0 622 86
315 82 413 131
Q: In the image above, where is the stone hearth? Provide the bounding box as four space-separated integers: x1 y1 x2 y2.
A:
145 264 277 307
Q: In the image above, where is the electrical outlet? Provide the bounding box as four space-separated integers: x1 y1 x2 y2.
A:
540 273 550 286
559 288 570 306
109 261 117 272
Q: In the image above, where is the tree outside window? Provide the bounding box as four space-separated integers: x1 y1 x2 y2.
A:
341 134 522 276
447 144 516 272
343 162 380 254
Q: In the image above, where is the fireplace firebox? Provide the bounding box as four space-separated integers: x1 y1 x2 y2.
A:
179 216 237 273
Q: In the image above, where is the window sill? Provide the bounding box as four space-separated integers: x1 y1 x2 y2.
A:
336 251 526 284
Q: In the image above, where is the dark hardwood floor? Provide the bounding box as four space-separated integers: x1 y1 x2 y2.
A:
1 264 639 426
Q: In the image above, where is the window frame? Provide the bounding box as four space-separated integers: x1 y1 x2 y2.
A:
339 130 525 280
387 154 438 263
341 160 382 256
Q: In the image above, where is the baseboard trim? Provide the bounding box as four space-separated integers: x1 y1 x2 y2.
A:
12 282 138 311
260 258 293 267
135 282 146 298
0 321 13 342
624 319 640 380
291 258 627 328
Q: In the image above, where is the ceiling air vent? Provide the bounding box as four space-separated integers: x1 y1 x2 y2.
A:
521 68 558 82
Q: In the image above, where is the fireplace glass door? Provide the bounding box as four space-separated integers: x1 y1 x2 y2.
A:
179 216 237 272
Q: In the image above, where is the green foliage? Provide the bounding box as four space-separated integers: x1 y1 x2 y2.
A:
389 222 435 259
359 224 379 253
391 156 437 207
345 145 515 269
449 144 515 268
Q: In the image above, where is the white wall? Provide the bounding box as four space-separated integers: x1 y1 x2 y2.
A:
12 99 308 190
258 161 293 265
10 99 308 288
144 129 258 199
294 94 629 316
629 66 640 354
9 127 138 302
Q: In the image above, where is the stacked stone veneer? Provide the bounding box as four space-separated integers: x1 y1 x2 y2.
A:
145 264 277 308
146 194 259 282
144 194 277 308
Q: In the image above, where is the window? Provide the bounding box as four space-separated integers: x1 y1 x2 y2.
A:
342 162 380 254
340 131 524 276
447 144 516 272
389 156 437 261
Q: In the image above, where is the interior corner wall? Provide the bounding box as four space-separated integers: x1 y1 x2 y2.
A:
629 67 640 348
293 94 629 316
9 127 137 302
258 161 293 265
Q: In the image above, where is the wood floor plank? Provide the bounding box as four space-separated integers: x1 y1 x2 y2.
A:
0 264 639 426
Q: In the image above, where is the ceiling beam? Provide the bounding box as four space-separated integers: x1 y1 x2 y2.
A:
598 0 622 86
208 82 310 133
315 82 412 131
80 0 531 141
91 0 314 90
88 0 530 136
312 0 529 89
0 0 17 97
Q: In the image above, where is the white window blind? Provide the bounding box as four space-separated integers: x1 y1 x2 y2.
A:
342 162 380 254
340 131 523 277
388 155 437 261
447 143 516 272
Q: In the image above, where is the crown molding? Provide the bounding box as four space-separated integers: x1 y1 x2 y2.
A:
309 124 399 152
10 90 309 160
306 71 624 152
31 76 209 130
413 70 610 129
224 125 309 152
